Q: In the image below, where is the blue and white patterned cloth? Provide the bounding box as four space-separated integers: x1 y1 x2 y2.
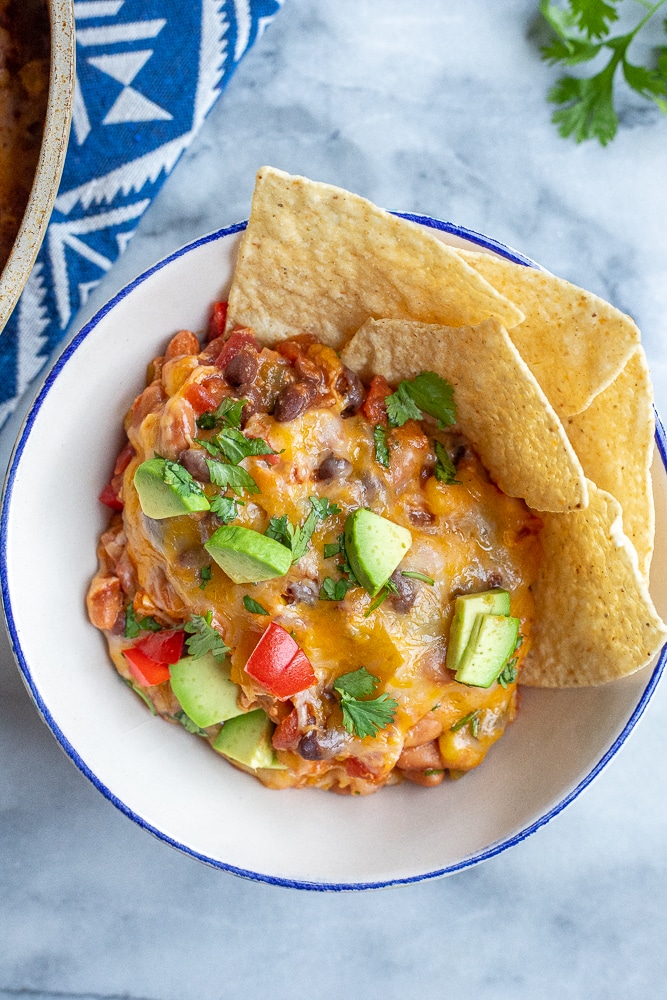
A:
0 0 283 429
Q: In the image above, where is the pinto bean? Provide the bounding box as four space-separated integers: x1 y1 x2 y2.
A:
224 347 259 387
86 575 123 631
389 568 418 614
273 380 317 422
316 454 352 482
401 768 445 787
165 330 200 360
177 448 211 483
408 509 435 527
336 366 365 416
397 739 444 771
130 381 167 426
403 713 443 748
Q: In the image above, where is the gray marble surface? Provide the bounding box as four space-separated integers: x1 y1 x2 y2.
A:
2 0 667 996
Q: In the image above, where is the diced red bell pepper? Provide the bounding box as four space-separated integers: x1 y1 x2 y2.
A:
207 300 228 341
214 328 259 369
362 375 390 425
99 477 124 511
134 629 185 664
245 623 316 700
124 647 171 687
271 708 300 750
113 441 136 476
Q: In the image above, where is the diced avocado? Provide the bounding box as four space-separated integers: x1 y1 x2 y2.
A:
204 525 292 584
455 614 520 688
169 652 245 729
446 588 511 672
134 458 210 519
213 709 285 770
344 509 412 597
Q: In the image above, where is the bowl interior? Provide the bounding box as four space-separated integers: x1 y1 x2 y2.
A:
3 221 666 889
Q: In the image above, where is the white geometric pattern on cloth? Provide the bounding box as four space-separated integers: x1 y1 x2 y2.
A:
0 0 284 432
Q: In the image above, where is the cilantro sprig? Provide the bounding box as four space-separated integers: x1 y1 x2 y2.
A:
385 372 456 429
373 424 390 468
243 595 270 615
162 459 206 499
541 0 667 145
196 396 246 431
433 440 461 486
184 611 230 662
319 576 354 601
333 668 398 739
124 605 162 639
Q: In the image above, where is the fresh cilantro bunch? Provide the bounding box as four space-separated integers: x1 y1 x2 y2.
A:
540 0 667 144
333 668 398 739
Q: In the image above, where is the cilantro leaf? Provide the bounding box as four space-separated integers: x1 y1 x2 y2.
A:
324 537 344 559
373 424 390 468
549 61 619 145
174 710 209 736
402 372 456 427
124 605 162 639
497 661 518 688
162 459 206 499
569 0 619 39
199 565 212 590
451 709 480 734
364 585 393 617
334 667 380 699
265 515 295 549
213 427 277 465
206 458 260 496
243 595 270 615
290 497 341 563
319 576 354 601
209 494 240 522
385 382 424 428
433 440 461 485
401 570 435 585
184 611 230 662
197 396 247 431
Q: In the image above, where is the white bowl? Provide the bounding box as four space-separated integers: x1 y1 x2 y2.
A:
2 217 666 890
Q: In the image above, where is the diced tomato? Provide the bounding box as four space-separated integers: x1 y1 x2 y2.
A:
245 623 317 700
135 629 185 664
362 375 391 425
344 757 377 780
183 381 217 416
124 647 171 687
99 477 123 511
207 300 228 341
272 708 300 750
214 328 259 369
113 441 135 476
275 334 317 363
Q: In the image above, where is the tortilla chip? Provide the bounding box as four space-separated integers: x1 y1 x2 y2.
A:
565 348 655 580
340 317 588 513
458 249 640 418
225 167 524 350
521 482 666 686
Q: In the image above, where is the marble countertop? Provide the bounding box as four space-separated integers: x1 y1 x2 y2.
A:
2 1 667 996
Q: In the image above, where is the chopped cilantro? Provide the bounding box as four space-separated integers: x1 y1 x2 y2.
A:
174 710 209 737
206 458 260 496
243 595 270 615
433 440 461 485
363 581 397 617
319 576 354 601
124 604 162 639
162 459 206 499
265 515 295 549
212 427 277 465
386 382 423 428
123 677 157 714
450 709 480 735
386 372 457 429
373 424 390 468
323 537 344 559
184 611 230 662
401 570 435 586
497 661 518 688
209 494 240 522
199 565 212 591
333 668 398 739
267 497 341 564
197 396 247 431
424 768 445 776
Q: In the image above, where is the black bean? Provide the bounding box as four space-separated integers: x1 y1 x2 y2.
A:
177 448 211 483
283 579 319 606
297 727 347 761
389 568 418 614
273 380 317 422
486 572 503 589
316 453 352 482
224 348 259 387
336 366 365 416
